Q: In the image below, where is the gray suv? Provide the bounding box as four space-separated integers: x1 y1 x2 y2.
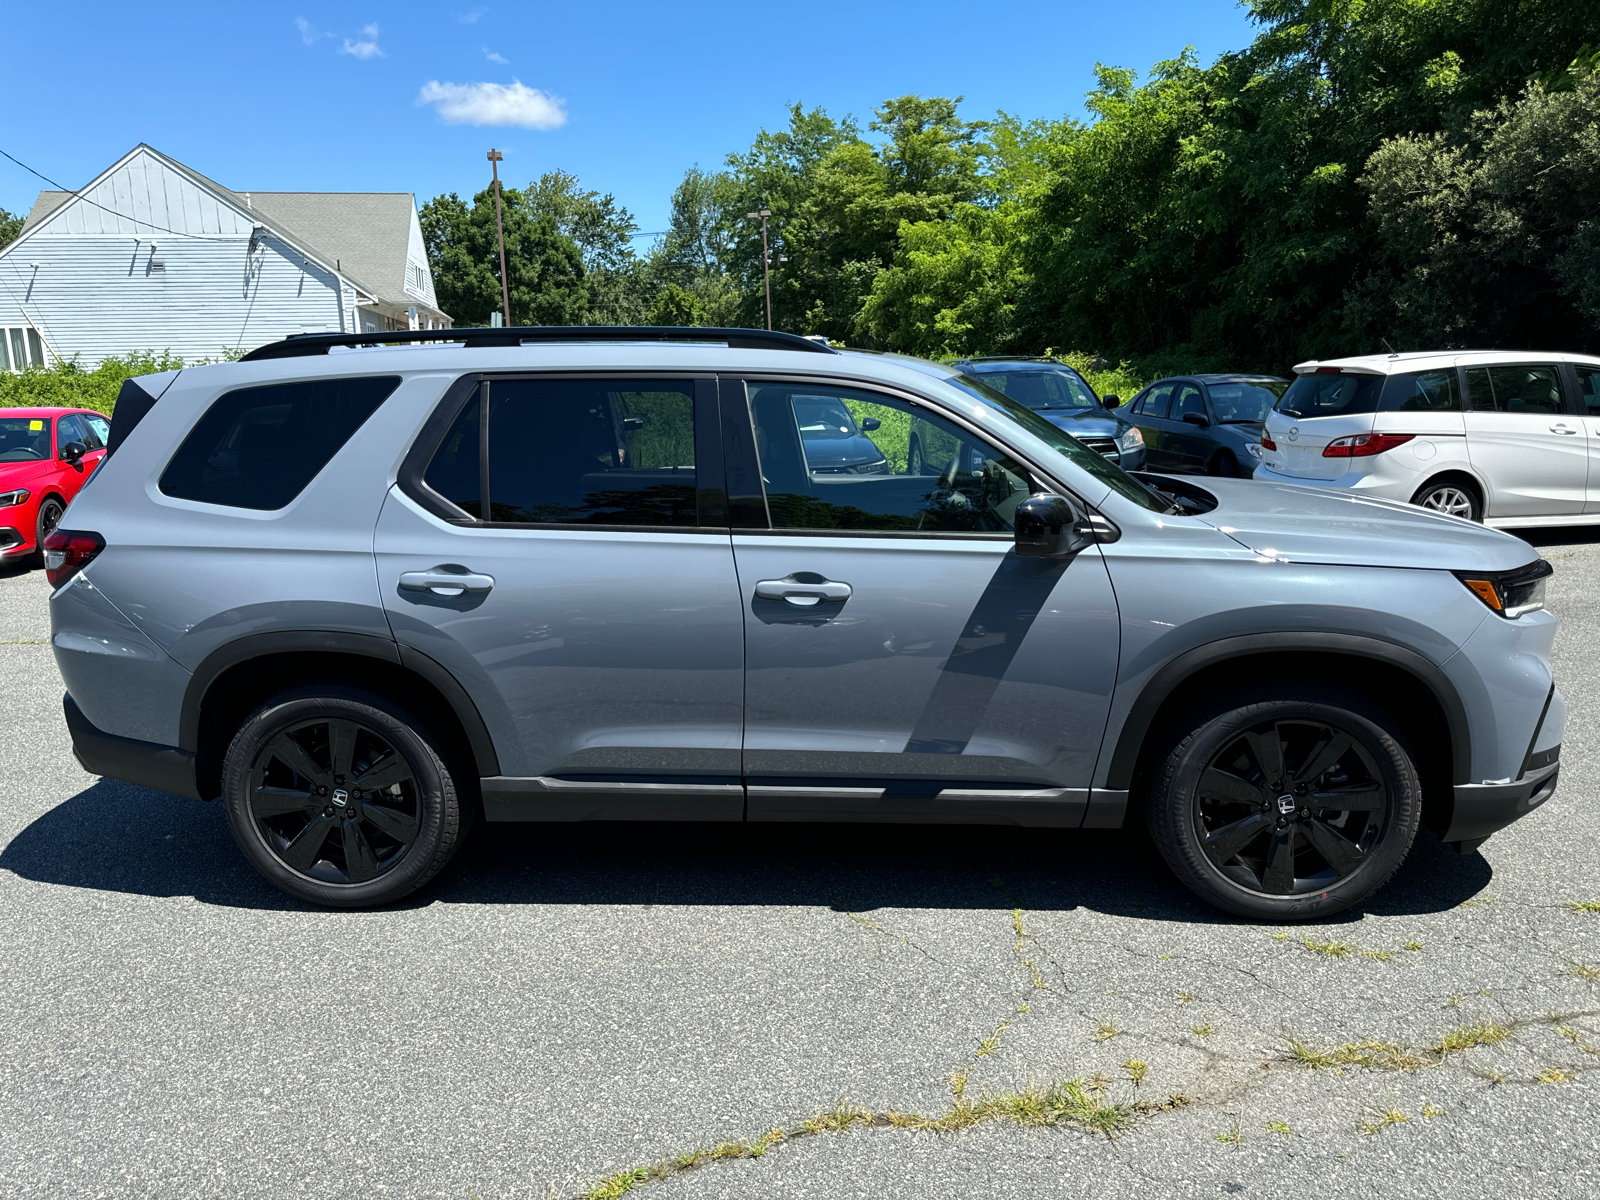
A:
49 328 1563 920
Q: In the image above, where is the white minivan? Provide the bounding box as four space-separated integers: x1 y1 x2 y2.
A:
1254 350 1600 526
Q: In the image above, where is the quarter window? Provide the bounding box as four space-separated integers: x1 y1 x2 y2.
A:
160 376 399 510
1381 370 1460 412
746 382 1031 534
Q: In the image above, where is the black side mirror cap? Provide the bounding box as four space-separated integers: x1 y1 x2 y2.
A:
1182 412 1210 427
60 441 87 463
860 417 881 432
1015 494 1120 557
1102 394 1122 409
620 415 647 432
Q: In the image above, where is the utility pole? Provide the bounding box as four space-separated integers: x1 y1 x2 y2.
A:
488 148 512 327
746 209 773 330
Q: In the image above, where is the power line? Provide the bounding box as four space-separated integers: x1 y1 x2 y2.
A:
0 146 239 242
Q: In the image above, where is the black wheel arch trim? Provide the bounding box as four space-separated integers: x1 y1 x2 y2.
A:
179 630 501 778
1102 631 1473 791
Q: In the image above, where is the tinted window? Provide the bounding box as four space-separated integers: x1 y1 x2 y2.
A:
973 366 1097 411
1467 364 1564 415
484 378 697 526
423 390 482 517
160 376 399 510
0 417 51 462
1577 367 1600 415
1141 384 1174 419
1173 385 1206 421
1275 373 1384 418
56 414 89 451
1207 383 1283 423
1381 370 1460 412
749 382 1031 533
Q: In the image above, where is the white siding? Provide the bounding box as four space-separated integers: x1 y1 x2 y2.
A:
402 204 439 310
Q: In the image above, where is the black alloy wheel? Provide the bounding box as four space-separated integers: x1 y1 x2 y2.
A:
1147 688 1420 920
220 686 468 907
34 497 64 562
250 717 421 884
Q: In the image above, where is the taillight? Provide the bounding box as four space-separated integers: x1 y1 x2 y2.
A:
1260 433 1277 451
43 529 104 588
1323 433 1415 458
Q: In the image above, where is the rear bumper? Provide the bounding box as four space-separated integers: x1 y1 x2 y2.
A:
1441 758 1560 851
63 692 200 800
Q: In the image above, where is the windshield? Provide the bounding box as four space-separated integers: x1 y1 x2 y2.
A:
967 364 1099 411
1276 372 1384 418
0 417 51 462
1208 381 1286 424
793 395 861 440
939 372 1169 512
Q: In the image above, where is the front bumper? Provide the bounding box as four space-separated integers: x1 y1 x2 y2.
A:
1440 756 1560 851
63 692 200 800
0 526 25 555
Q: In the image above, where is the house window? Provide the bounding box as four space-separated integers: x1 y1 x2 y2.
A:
407 263 426 294
1 328 47 373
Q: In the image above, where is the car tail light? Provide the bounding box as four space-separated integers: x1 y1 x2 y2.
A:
1322 433 1415 458
43 529 104 588
1260 433 1277 451
1455 559 1553 619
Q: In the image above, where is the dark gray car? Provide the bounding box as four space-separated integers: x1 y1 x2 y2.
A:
948 357 1147 471
1126 374 1288 476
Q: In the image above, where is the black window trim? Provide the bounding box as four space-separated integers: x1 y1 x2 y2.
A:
397 369 730 535
1459 360 1575 417
723 370 1091 538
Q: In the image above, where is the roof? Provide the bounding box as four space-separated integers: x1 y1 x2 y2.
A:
0 407 100 418
1188 374 1288 383
1293 350 1600 375
21 192 70 232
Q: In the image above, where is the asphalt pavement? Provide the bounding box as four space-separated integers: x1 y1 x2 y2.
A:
2 532 1598 1200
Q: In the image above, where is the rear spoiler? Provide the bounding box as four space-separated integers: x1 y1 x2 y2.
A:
106 370 181 458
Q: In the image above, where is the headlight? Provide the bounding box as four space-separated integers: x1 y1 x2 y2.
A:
1456 559 1553 619
0 489 29 508
1117 426 1144 451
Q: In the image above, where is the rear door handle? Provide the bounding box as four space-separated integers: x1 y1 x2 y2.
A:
754 574 852 606
1551 424 1579 434
399 567 495 596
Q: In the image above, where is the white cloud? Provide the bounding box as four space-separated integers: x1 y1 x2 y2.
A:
456 6 489 23
484 48 508 64
341 23 382 58
294 17 329 45
416 80 566 129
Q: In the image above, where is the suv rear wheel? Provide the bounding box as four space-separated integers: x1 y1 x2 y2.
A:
1145 686 1420 920
220 685 468 907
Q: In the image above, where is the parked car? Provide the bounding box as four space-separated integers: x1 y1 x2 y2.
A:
0 407 110 563
53 328 1560 921
1253 351 1600 525
794 392 889 474
946 356 1147 471
1124 375 1288 476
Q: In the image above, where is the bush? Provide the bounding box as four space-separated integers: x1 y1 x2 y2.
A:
0 352 186 415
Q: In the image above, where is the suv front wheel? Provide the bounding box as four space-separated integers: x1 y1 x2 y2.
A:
1145 686 1420 920
220 686 468 907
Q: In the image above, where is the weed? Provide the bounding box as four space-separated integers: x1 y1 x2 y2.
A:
948 1071 969 1099
1093 1022 1123 1041
1123 1059 1149 1087
1302 938 1356 958
1445 993 1462 1009
1431 1021 1512 1058
1421 1103 1445 1118
1404 941 1424 952
975 1022 1009 1057
1018 1001 1031 1014
1191 1024 1216 1038
1158 953 1172 961
0 638 46 645
1556 1026 1599 1054
1270 932 1289 941
1177 990 1197 1002
1568 961 1600 985
1359 1108 1409 1135
1361 948 1397 962
1536 1065 1574 1084
1568 901 1600 915
1024 959 1047 989
1283 1031 1423 1070
1262 1120 1291 1136
1215 1123 1244 1145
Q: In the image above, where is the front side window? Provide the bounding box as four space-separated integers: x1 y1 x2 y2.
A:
425 378 699 527
56 414 88 452
1173 384 1207 422
1381 370 1460 412
747 382 1030 533
1465 364 1564 415
160 376 399 510
1276 372 1385 418
0 417 51 462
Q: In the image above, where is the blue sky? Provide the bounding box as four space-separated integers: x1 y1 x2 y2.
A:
2 1 1259 241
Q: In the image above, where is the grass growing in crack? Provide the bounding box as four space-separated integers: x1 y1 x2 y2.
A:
1536 1065 1574 1084
1421 1103 1445 1118
1404 941 1424 952
1123 1059 1149 1087
1568 961 1600 984
1093 1022 1123 1041
1556 1026 1598 1054
1567 901 1600 914
1190 1024 1216 1038
1285 1020 1514 1073
1359 1108 1409 1135
1432 1021 1512 1057
1214 1123 1244 1145
1176 990 1197 1003
1262 1120 1291 1136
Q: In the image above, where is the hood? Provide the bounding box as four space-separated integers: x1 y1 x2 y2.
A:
0 458 51 487
802 432 885 469
1191 478 1539 572
1038 408 1125 437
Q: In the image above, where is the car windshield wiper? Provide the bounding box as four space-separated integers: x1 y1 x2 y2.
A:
1218 418 1263 425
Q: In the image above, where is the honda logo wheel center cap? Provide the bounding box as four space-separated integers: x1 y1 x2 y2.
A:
1277 794 1297 815
331 788 349 808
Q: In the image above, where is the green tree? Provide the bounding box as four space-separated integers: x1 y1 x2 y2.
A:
0 207 22 251
524 170 646 324
647 282 706 326
420 187 587 326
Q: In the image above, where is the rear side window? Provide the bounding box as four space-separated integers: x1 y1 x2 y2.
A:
1577 367 1600 415
1464 364 1564 414
1276 373 1384 418
425 378 698 527
160 376 399 510
1380 370 1460 412
1141 384 1174 419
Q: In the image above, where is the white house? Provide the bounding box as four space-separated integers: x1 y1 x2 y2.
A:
0 144 450 371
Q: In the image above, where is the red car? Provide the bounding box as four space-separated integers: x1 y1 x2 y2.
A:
0 407 111 564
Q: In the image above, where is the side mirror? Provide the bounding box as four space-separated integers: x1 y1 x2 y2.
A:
1014 494 1120 557
1182 412 1210 428
620 414 647 432
60 440 87 464
860 417 881 432
1102 394 1122 409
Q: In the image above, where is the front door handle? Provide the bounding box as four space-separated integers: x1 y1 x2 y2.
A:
399 567 495 596
754 573 852 606
1551 424 1579 434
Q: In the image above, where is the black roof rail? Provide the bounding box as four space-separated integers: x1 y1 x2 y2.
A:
238 325 838 362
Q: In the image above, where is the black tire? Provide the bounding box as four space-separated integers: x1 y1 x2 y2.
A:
1411 477 1482 522
1209 451 1240 478
1144 685 1420 921
908 436 926 476
33 496 64 563
220 685 467 907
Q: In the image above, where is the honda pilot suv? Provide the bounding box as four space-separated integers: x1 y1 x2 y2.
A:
49 328 1563 920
